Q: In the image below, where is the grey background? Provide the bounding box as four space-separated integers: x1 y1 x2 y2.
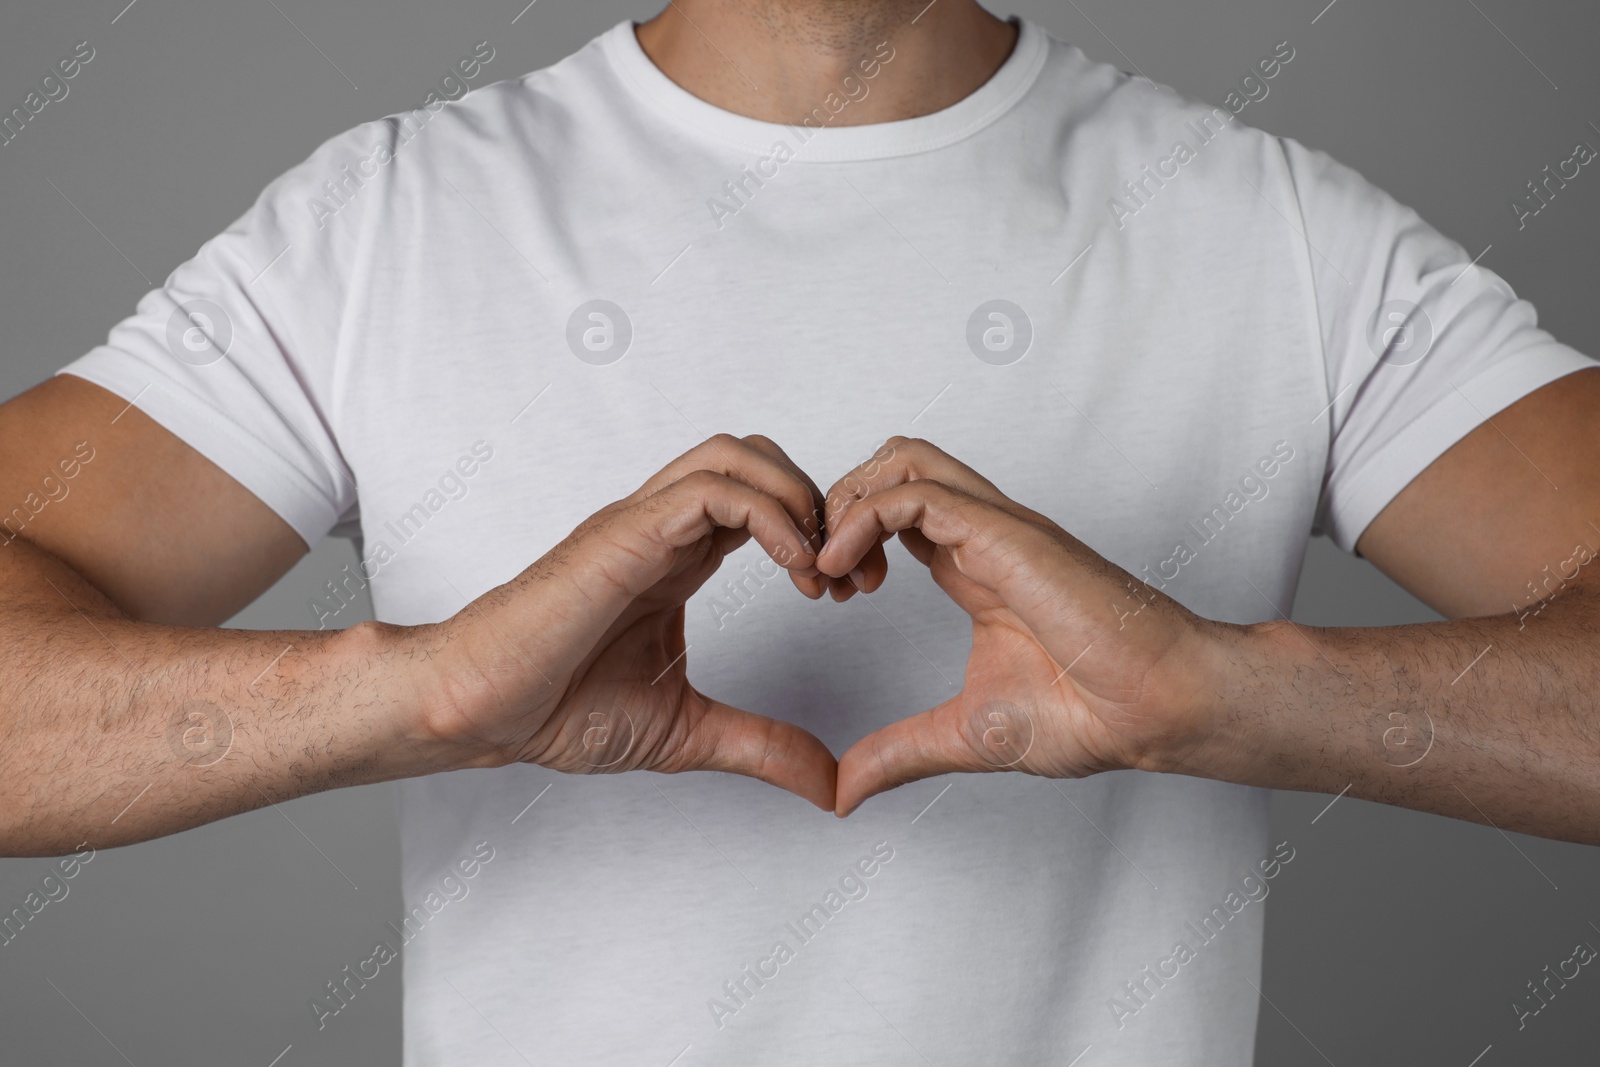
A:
2 0 1597 1063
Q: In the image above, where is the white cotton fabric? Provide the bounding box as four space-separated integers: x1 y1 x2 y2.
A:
60 16 1595 1066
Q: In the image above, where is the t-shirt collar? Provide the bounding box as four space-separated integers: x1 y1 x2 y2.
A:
601 15 1048 162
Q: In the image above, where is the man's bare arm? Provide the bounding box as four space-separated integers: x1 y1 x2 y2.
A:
0 376 457 855
810 397 1600 841
1169 366 1600 839
0 381 834 854
1 531 454 854
0 376 310 627
1169 586 1600 841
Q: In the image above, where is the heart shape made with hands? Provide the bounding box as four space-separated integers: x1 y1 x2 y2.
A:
492 433 1204 819
798 436 1200 816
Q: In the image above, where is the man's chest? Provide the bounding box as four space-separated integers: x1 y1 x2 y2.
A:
332 168 1327 628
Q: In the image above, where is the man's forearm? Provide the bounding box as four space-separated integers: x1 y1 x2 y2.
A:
0 539 459 856
1162 588 1600 843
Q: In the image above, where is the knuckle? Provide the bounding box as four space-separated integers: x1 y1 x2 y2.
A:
678 468 724 493
891 436 927 457
864 439 903 470
826 484 862 515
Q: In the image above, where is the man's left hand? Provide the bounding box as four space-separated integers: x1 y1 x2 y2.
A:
815 437 1226 816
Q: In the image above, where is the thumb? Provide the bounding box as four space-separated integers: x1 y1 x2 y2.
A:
677 689 839 812
834 696 1037 816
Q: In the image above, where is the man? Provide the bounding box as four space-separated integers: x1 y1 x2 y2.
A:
2 0 1597 1063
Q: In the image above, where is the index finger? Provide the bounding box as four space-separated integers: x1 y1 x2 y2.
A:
822 436 1042 534
623 434 826 568
816 478 1047 599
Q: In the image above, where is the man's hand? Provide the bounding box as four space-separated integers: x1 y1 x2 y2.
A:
0 395 843 854
420 434 839 810
816 431 1600 845
814 438 1219 816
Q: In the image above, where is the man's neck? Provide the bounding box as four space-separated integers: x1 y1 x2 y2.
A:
635 1 1018 126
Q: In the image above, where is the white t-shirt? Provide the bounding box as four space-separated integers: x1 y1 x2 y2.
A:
61 17 1595 1066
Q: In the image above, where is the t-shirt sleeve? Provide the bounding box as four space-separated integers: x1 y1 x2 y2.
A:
55 121 390 548
1283 136 1599 555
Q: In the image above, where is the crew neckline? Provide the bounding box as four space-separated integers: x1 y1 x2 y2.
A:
601 16 1048 162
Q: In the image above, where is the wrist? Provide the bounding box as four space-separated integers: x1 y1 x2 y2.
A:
1132 615 1278 780
334 619 505 777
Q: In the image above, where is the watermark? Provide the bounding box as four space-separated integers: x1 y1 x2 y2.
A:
705 39 896 229
0 440 97 545
789 39 896 133
966 299 1033 366
0 40 96 148
1220 40 1297 116
1512 932 1597 1030
707 841 894 1029
309 441 495 628
1512 531 1598 629
165 299 234 367
0 843 95 950
1132 440 1296 591
974 699 1035 768
702 438 901 630
1107 109 1231 230
1108 40 1296 231
165 700 234 767
1510 130 1597 231
565 299 633 365
576 705 636 769
1107 840 1296 1029
818 439 899 534
706 551 790 630
1378 707 1434 768
1366 299 1434 367
307 42 496 229
1111 578 1161 631
309 840 496 1030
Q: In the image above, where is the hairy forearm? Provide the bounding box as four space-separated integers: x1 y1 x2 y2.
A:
1163 588 1600 844
0 542 458 856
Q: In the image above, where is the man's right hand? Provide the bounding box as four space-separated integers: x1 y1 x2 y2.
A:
0 377 837 855
415 434 839 810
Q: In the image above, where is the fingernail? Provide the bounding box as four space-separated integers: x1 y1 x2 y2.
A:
848 568 866 590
